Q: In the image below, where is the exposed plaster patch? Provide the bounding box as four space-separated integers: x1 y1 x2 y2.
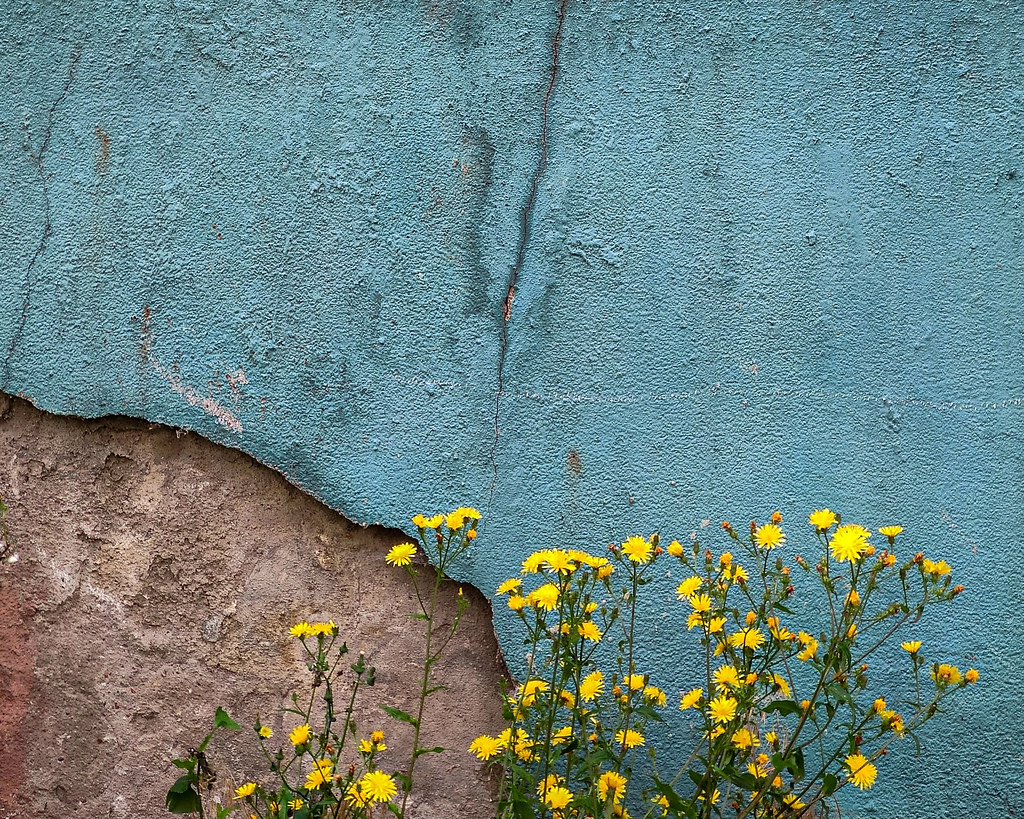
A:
2 47 82 392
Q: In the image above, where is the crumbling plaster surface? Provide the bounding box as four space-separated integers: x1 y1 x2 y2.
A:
1 0 1023 816
0 395 507 818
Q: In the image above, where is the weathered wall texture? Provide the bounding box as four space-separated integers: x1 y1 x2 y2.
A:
2 0 1023 816
0 395 506 818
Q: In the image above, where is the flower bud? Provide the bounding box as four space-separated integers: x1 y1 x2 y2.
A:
771 511 783 524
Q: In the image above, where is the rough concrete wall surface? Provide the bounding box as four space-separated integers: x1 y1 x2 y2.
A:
1 0 1022 816
0 396 506 818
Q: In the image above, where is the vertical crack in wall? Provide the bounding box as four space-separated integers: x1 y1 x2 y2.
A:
488 0 569 502
2 47 82 392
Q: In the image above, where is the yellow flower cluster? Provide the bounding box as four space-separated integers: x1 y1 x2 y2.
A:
288 621 336 640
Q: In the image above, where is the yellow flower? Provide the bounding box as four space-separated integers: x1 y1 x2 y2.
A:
496 578 521 595
844 753 877 790
233 783 257 800
359 770 398 803
713 666 740 689
446 509 467 529
289 622 314 639
528 583 560 611
797 636 818 661
686 611 704 630
708 694 737 723
288 799 304 811
519 678 550 706
965 668 979 684
830 524 869 562
755 523 785 549
359 739 374 754
731 728 758 749
708 616 726 634
385 542 417 567
289 723 311 747
558 689 575 708
370 729 385 744
931 663 962 686
769 674 790 696
783 793 807 811
728 628 765 652
846 589 860 607
469 734 502 760
730 565 749 583
679 687 703 710
544 549 576 574
258 726 272 738
689 594 712 613
551 726 573 745
580 671 604 702
767 616 793 641
878 525 903 538
625 673 646 691
676 576 703 600
508 595 526 612
900 640 922 654
304 759 333 790
522 550 548 574
873 697 886 713
597 564 614 579
412 513 443 529
922 558 951 576
667 540 684 557
615 729 645 748
345 784 370 808
764 732 777 745
598 771 628 803
719 552 733 566
579 621 603 642
309 621 336 637
809 509 837 530
544 786 573 810
621 535 653 564
643 686 667 707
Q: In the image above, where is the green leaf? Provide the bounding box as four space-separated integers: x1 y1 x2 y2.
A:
822 773 838 796
214 707 241 731
413 746 445 758
381 704 419 727
166 777 201 813
216 805 237 819
764 699 801 716
407 613 430 621
170 758 196 772
425 684 448 696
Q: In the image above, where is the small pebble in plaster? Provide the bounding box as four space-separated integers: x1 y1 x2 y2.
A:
6 553 17 563
202 613 223 643
806 230 817 246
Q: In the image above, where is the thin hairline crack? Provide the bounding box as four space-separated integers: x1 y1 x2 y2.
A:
488 0 570 504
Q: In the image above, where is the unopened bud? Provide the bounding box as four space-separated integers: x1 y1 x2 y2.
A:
952 584 965 596
771 511 783 524
721 521 732 531
749 520 758 535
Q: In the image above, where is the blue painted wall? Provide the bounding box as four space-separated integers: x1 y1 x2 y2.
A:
2 1 1021 815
